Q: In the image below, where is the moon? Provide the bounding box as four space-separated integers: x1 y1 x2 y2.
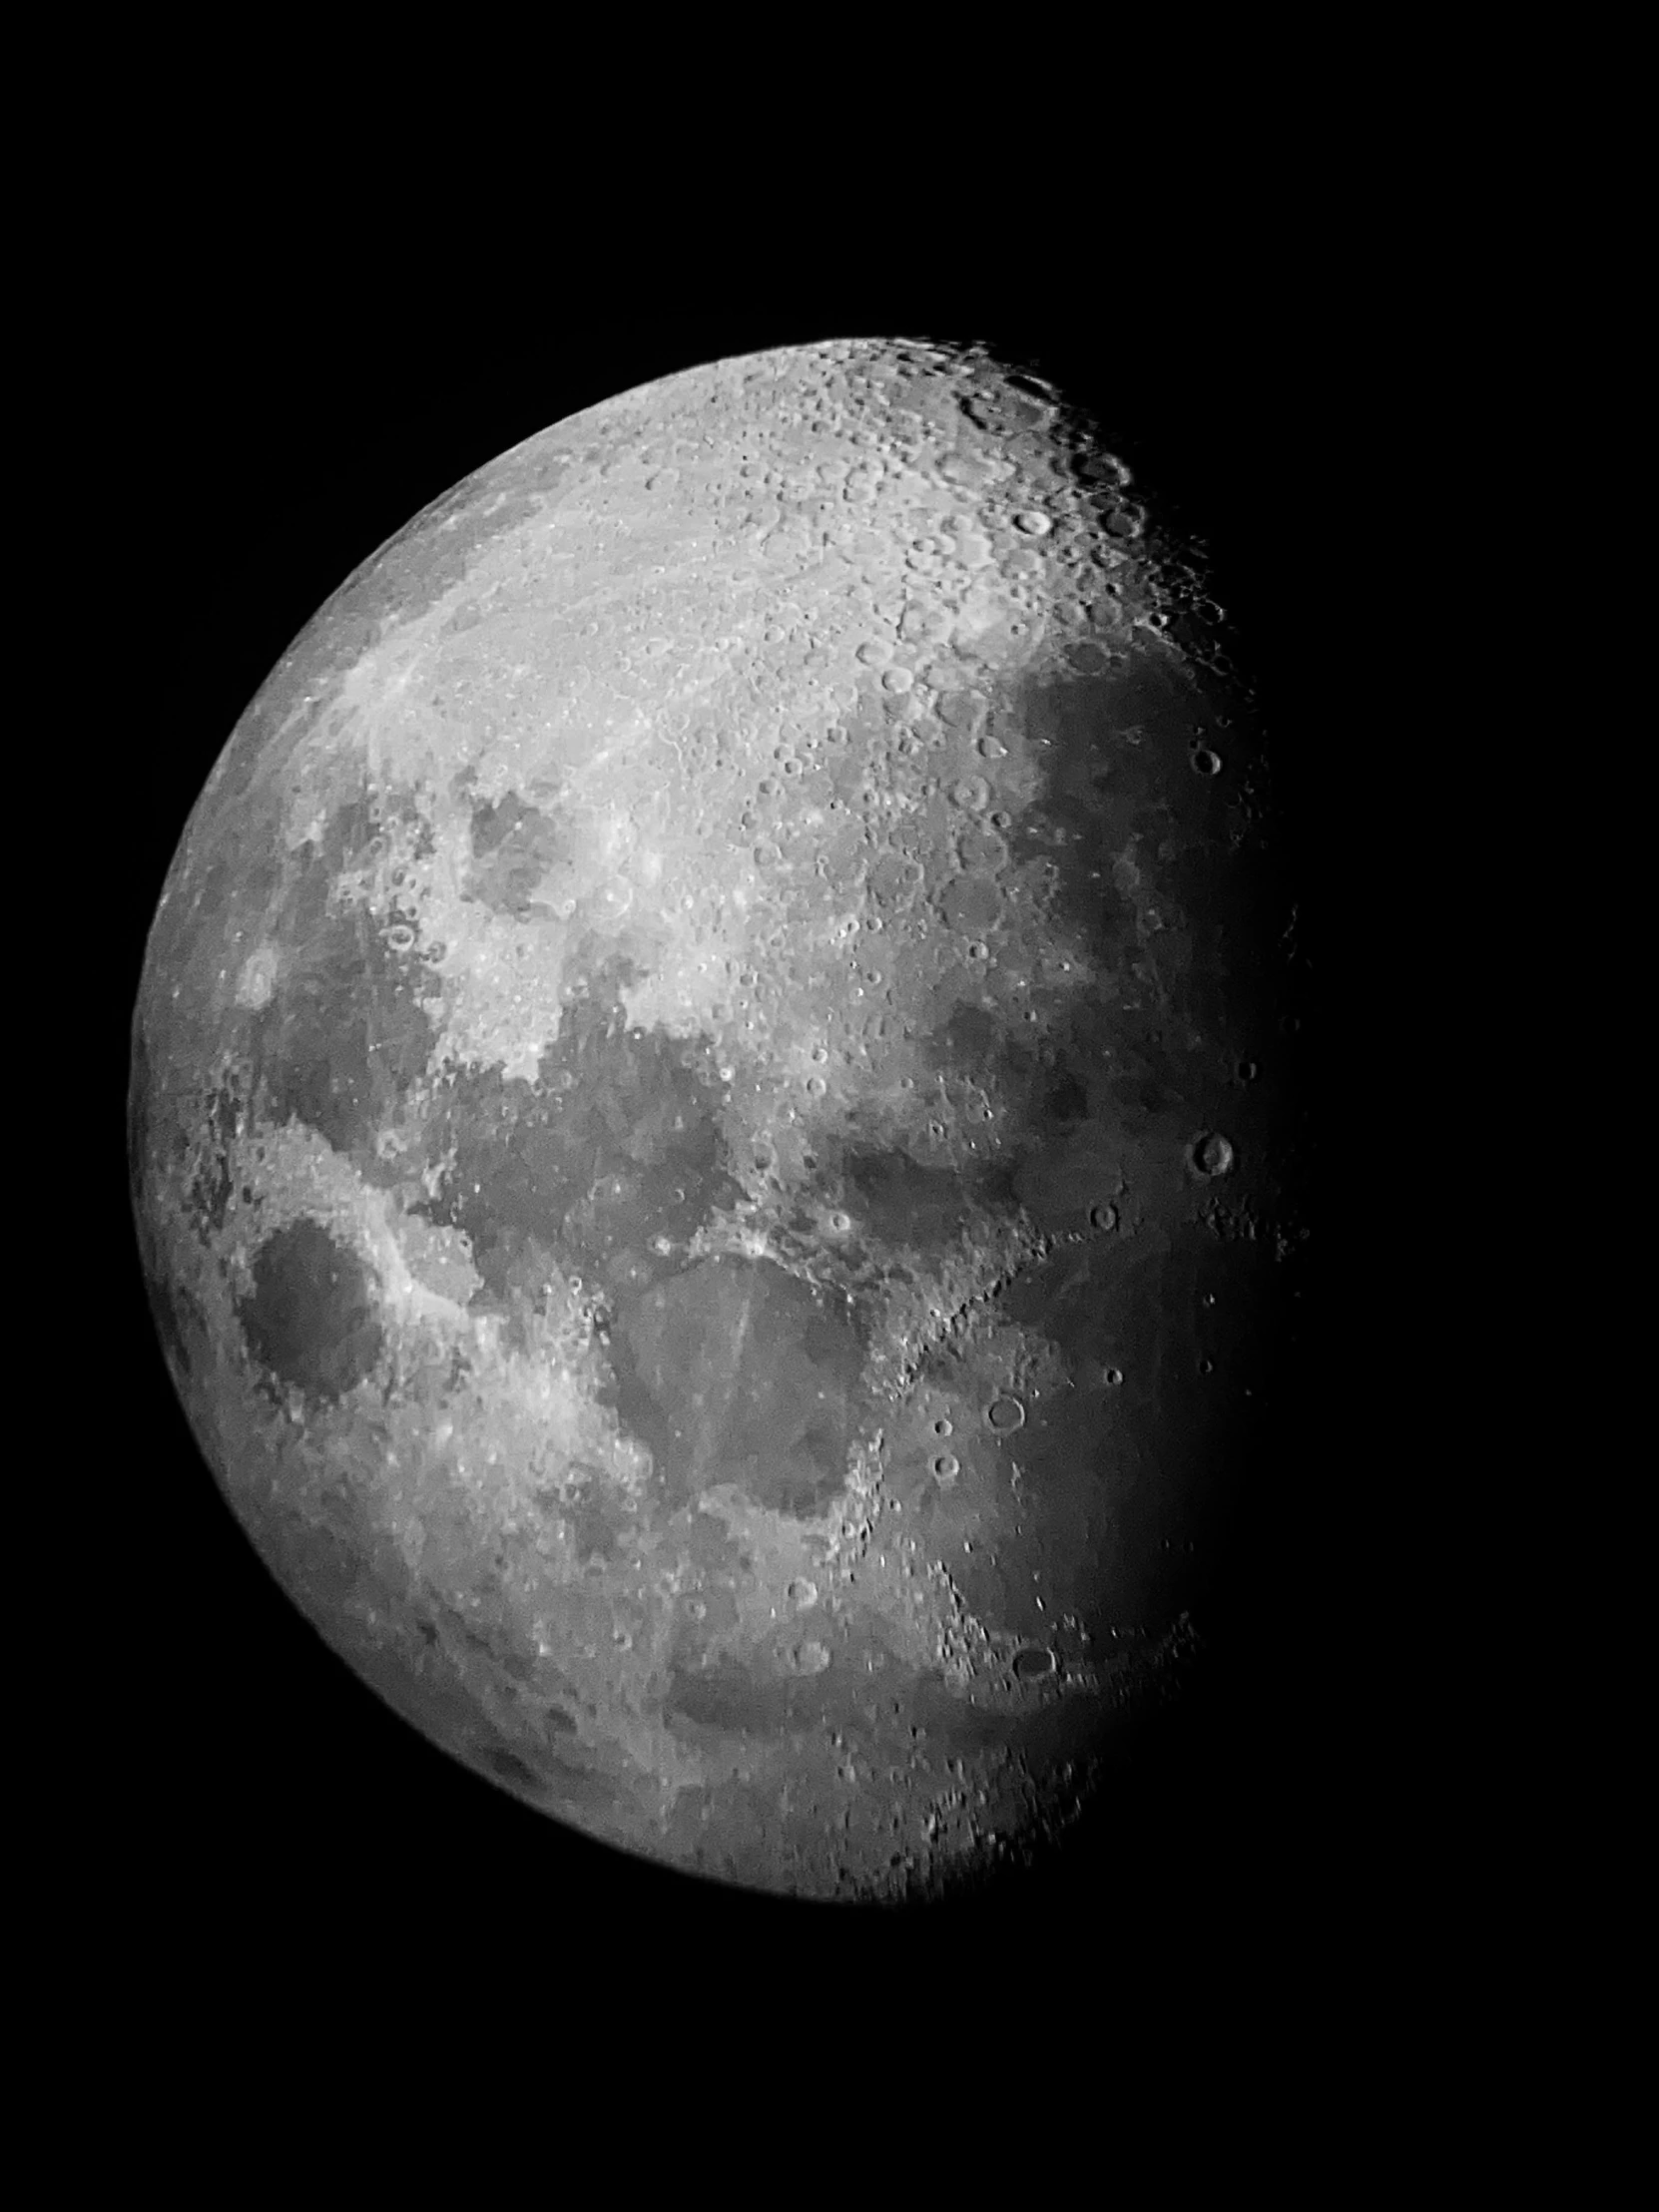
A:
129 336 1302 1905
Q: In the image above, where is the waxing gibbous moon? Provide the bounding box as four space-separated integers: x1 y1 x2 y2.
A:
129 336 1301 1904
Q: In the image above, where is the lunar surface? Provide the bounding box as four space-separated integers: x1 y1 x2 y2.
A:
129 337 1299 1903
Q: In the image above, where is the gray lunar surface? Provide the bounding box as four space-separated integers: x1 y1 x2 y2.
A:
129 336 1296 1903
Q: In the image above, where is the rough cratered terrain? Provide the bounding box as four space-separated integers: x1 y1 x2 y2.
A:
129 337 1297 1902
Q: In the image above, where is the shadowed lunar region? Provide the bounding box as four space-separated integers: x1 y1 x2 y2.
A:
129 337 1306 1906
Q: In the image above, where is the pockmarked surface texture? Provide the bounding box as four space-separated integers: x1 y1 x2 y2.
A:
131 339 1297 1900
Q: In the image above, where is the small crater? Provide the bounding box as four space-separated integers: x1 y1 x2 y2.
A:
236 947 279 1009
956 826 1008 873
986 1395 1026 1433
590 876 634 920
1012 1647 1056 1680
936 690 986 733
1189 1132 1236 1178
481 1746 540 1789
938 876 1002 934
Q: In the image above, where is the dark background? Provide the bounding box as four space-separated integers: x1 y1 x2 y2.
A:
111 290 1335 1981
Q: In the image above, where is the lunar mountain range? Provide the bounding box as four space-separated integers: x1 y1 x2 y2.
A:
129 336 1305 1904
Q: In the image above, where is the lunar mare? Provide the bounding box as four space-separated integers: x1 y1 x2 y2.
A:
130 338 1294 1901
